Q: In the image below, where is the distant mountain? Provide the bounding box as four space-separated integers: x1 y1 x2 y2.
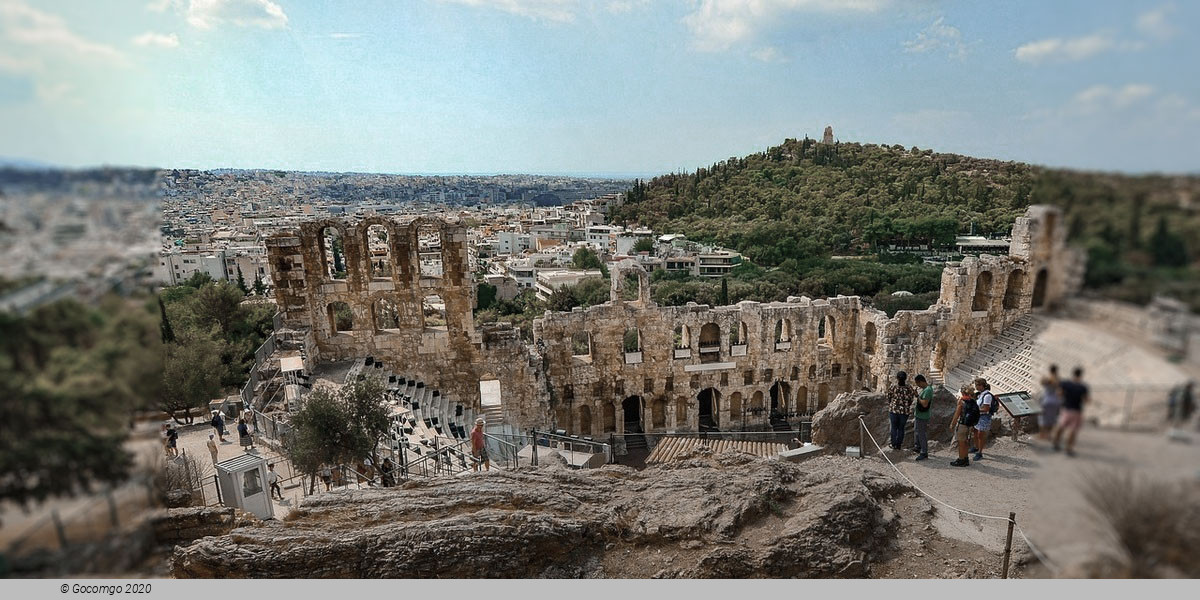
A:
0 157 56 170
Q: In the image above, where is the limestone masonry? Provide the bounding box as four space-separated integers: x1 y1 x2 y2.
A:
266 206 1085 440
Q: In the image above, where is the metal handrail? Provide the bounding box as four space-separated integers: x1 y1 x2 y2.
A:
482 432 522 470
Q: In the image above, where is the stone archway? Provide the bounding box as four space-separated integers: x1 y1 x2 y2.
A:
622 396 643 434
1031 268 1048 308
698 388 720 432
578 404 592 436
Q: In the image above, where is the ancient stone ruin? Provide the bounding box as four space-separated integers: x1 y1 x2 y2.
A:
264 206 1084 445
822 125 834 144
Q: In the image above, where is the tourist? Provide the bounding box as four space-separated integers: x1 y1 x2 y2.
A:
206 433 219 465
950 384 980 467
1038 365 1062 441
237 418 255 451
320 464 333 491
380 457 395 487
1053 367 1089 457
471 417 490 472
211 410 228 443
912 374 933 461
886 371 916 451
266 463 283 500
972 378 995 461
165 426 179 458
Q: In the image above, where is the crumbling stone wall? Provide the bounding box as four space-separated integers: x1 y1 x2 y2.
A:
264 206 1084 437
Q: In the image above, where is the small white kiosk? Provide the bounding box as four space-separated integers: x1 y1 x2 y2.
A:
215 453 275 520
280 355 305 385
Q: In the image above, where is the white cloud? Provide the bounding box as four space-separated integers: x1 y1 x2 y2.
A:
437 0 580 23
131 31 180 48
185 0 288 30
605 0 647 14
0 51 36 73
0 0 126 65
145 0 180 12
1014 32 1118 64
750 46 785 62
682 0 889 52
1071 83 1156 113
903 16 965 59
327 32 363 39
1136 4 1178 41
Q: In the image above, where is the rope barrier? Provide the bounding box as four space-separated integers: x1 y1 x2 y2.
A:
857 416 1063 575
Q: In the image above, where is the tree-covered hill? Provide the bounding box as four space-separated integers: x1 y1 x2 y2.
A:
611 138 1200 310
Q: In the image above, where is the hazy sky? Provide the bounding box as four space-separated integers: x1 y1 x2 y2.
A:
0 0 1196 175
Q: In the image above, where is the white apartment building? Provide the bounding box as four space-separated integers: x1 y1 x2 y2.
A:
497 231 532 255
159 250 228 285
535 269 604 301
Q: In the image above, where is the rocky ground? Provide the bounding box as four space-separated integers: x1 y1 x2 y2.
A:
169 450 1026 579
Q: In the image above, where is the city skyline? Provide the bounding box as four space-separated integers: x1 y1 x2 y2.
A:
1 0 1197 176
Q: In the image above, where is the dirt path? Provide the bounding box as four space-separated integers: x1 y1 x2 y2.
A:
865 425 1200 575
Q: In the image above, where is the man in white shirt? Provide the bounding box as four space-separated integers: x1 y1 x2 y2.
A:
267 463 283 500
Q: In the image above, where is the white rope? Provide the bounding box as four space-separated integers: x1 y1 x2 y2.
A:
857 416 1062 575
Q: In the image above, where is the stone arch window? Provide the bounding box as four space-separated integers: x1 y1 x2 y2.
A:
366 224 392 280
373 297 401 331
416 222 443 278
750 391 764 411
327 301 353 333
808 365 817 380
673 324 690 349
774 319 791 343
675 398 688 425
729 321 747 345
699 323 721 352
817 383 830 410
1044 213 1057 245
602 402 616 433
863 322 877 354
728 392 742 418
1003 270 1025 310
651 398 666 429
623 327 641 353
571 331 591 357
1031 268 1048 308
797 386 809 413
790 366 800 381
972 271 993 312
819 314 836 343
320 226 346 281
422 294 446 330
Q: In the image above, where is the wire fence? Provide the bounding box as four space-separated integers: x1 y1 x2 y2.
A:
856 416 1062 576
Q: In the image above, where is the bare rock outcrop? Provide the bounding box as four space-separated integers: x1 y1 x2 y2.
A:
172 456 911 578
812 388 960 452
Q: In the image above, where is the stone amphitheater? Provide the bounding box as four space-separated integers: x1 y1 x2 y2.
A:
253 204 1198 461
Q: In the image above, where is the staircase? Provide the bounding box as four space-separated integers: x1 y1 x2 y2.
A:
624 422 648 451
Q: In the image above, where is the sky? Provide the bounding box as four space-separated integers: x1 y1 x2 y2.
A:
0 0 1197 176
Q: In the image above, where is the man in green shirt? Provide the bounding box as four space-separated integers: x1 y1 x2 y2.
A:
913 374 933 461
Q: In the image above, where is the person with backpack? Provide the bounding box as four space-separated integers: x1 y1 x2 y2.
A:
1053 367 1089 457
972 378 996 461
950 384 979 467
886 371 916 451
912 374 934 461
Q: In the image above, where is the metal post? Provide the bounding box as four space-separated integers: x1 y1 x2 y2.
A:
214 474 223 504
1012 416 1021 443
609 433 616 464
859 414 866 458
531 428 538 466
51 509 68 549
1002 512 1016 578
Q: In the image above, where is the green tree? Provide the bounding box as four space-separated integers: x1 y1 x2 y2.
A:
284 376 390 492
572 246 602 270
632 238 655 254
1149 216 1188 268
252 272 267 296
0 295 161 509
235 266 248 294
158 295 175 343
476 282 498 311
161 328 223 424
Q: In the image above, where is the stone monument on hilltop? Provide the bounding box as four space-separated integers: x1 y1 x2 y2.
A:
822 125 834 144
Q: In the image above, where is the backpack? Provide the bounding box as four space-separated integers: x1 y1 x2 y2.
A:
961 397 980 427
981 390 998 416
